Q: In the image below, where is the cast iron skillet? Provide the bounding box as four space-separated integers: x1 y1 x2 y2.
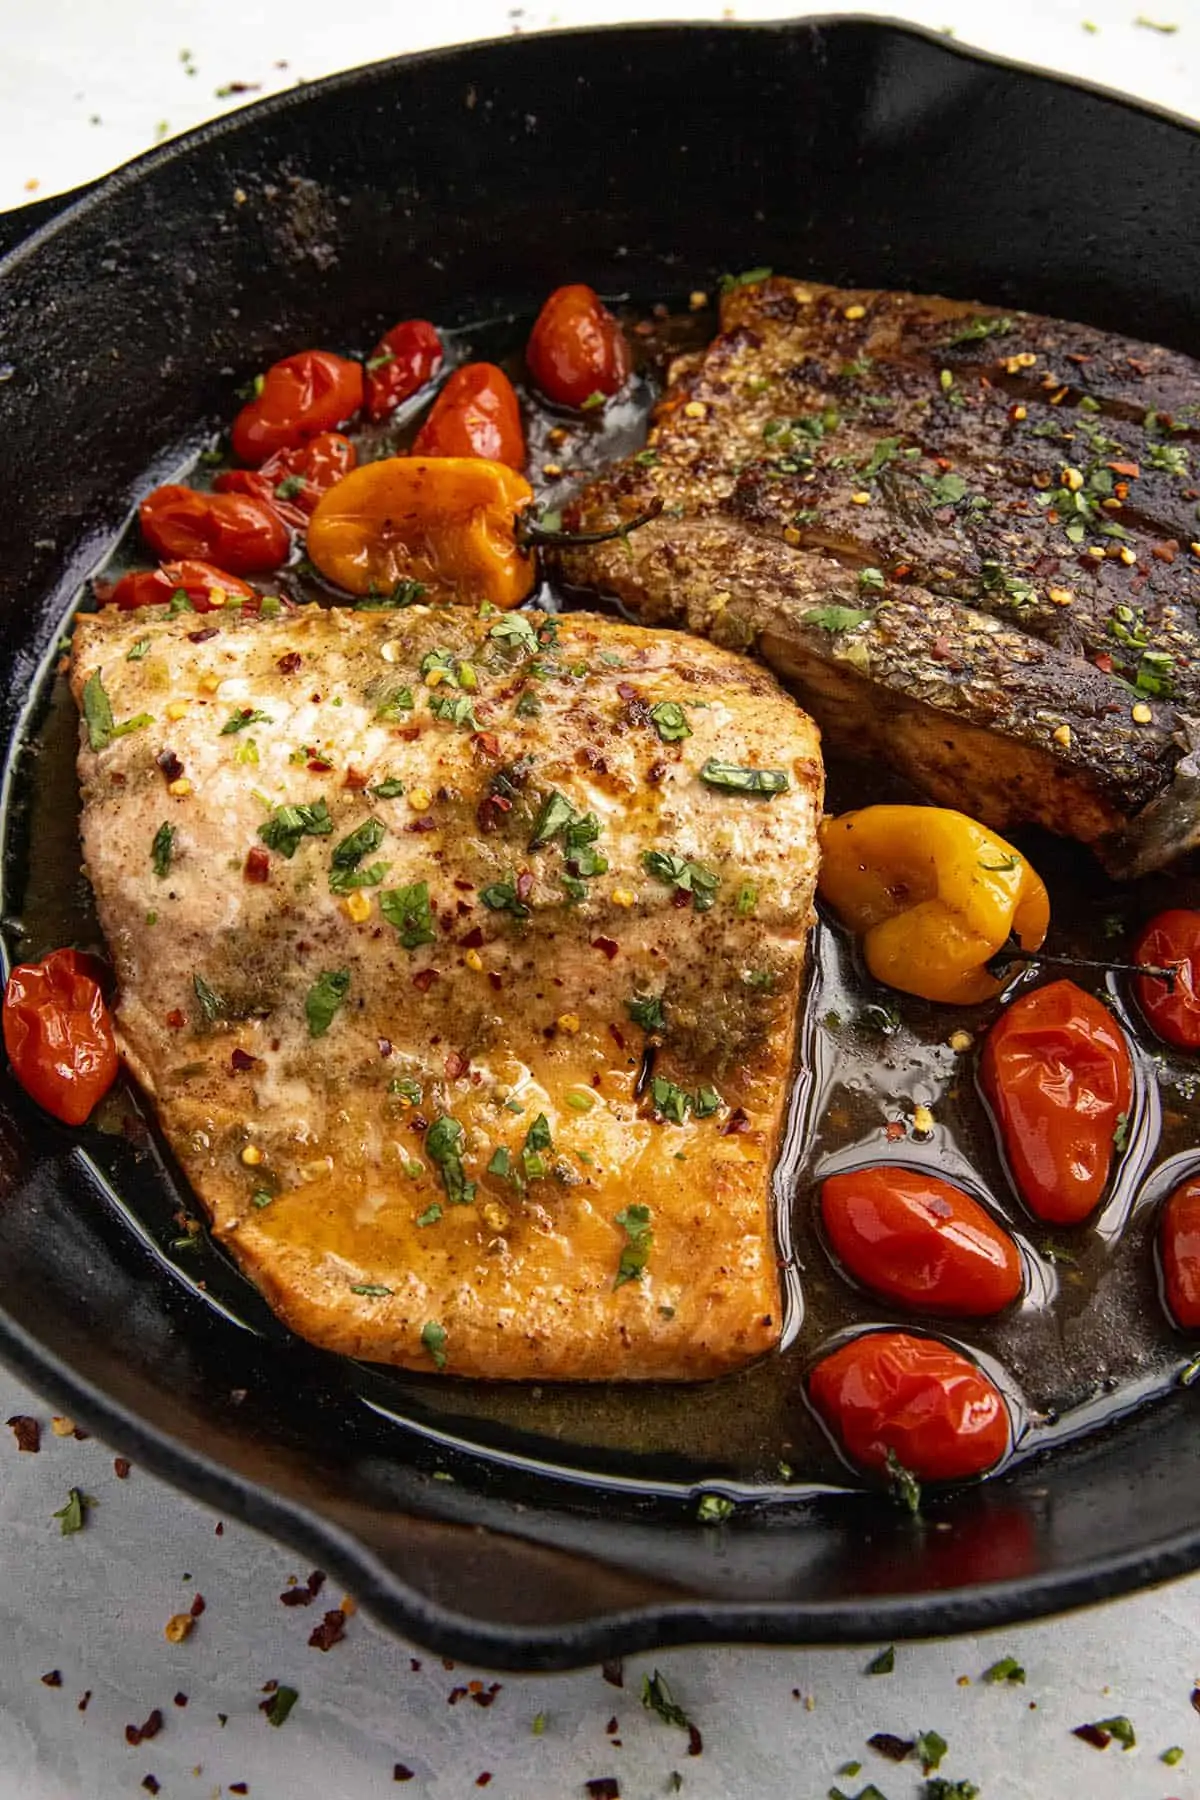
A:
3 18 1200 1672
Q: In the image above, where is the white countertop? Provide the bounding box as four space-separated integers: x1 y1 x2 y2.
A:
3 4 1200 1796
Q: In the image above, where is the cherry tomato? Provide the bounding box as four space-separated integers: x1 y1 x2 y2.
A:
821 1167 1022 1316
809 1330 1010 1482
981 979 1133 1226
1133 910 1200 1050
364 319 443 421
140 485 291 574
231 351 364 464
526 283 631 409
107 559 260 614
215 432 357 524
3 949 118 1126
412 363 525 469
1161 1173 1200 1328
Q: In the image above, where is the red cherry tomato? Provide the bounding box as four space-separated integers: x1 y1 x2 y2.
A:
1161 1173 1200 1328
107 559 260 614
981 980 1133 1225
412 363 525 469
3 949 118 1126
1133 910 1200 1050
215 432 357 524
231 351 364 464
809 1330 1010 1482
526 283 632 409
821 1167 1022 1316
364 319 443 421
140 486 291 574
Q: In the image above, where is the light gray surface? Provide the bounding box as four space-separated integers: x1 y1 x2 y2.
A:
3 2 1200 1795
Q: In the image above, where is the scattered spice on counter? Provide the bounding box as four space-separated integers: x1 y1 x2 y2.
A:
866 1646 896 1675
308 1607 347 1651
585 1781 620 1799
7 1415 40 1453
163 1613 195 1644
1072 1714 1136 1749
141 1778 160 1795
53 1488 93 1535
259 1684 298 1727
40 1670 62 1687
173 1693 188 1708
280 1568 326 1607
77 1692 91 1713
393 1764 415 1782
113 1457 131 1479
868 1732 914 1761
125 1708 164 1747
601 1659 624 1689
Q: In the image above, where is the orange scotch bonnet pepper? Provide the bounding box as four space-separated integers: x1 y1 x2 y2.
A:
306 455 536 609
817 804 1050 1004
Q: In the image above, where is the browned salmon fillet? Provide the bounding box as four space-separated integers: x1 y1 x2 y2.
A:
69 602 822 1380
558 277 1200 876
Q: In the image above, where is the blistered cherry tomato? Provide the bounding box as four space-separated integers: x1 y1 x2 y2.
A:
3 949 118 1126
364 319 443 421
215 432 357 524
231 351 364 464
981 979 1133 1225
107 559 259 614
140 486 291 574
809 1330 1010 1482
821 1167 1022 1316
526 283 631 409
412 363 525 468
1133 910 1200 1050
1161 1173 1200 1328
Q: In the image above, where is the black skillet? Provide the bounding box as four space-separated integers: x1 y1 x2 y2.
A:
2 19 1200 1672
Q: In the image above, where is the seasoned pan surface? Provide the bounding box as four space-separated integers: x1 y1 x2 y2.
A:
3 19 1200 1668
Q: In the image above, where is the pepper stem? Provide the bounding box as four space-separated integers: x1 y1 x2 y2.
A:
986 940 1177 991
516 498 664 549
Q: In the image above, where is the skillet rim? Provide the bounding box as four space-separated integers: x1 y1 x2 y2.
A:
3 14 1200 1669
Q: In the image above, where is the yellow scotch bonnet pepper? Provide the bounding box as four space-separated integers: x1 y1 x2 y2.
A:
817 805 1050 1004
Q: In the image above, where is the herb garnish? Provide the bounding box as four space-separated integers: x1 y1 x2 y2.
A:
886 1447 922 1515
81 670 153 750
719 265 772 292
696 1492 734 1524
354 579 427 610
641 1670 692 1730
421 1320 448 1369
915 1730 948 1774
380 881 436 949
350 1283 392 1297
1113 1110 1130 1151
614 1203 653 1288
151 821 175 877
127 637 152 661
262 1685 299 1728
428 691 479 729
53 1488 92 1535
947 313 1014 345
923 1783 980 1800
530 790 577 849
515 690 542 719
480 876 531 918
416 1203 442 1228
371 777 406 799
866 1645 896 1675
858 436 902 481
375 686 414 720
193 973 225 1023
800 605 872 633
1074 1715 1136 1751
981 1656 1025 1684
305 969 350 1038
642 849 719 911
259 798 334 858
700 759 789 796
489 613 540 656
220 707 272 735
649 701 692 743
628 993 666 1033
329 819 388 893
425 1115 476 1207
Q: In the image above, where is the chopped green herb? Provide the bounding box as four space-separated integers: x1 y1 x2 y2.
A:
1113 1110 1130 1151
580 390 607 411
947 313 1014 345
251 1190 274 1210
649 700 692 743
258 798 333 858
1162 1746 1184 1765
220 706 272 735
1094 1715 1137 1750
981 1656 1025 1684
866 1645 896 1675
380 881 436 949
1149 442 1190 476
425 1115 476 1207
614 1202 653 1287
859 436 902 481
234 738 259 766
693 1085 721 1118
350 1283 393 1297
628 993 666 1034
915 1730 947 1774
305 969 350 1038
53 1488 92 1535
489 612 540 656
696 1492 735 1524
700 758 789 796
167 588 194 614
354 579 427 610
81 670 152 750
487 1146 512 1180
642 848 720 911
923 1783 979 1800
428 691 478 729
151 821 175 878
922 470 970 507
857 566 886 594
193 973 225 1024
836 1764 862 1779
479 877 531 919
262 1685 299 1728
718 265 772 293
532 1712 547 1736
529 789 577 849
800 604 872 633
329 819 387 893
389 1076 423 1104
421 1319 448 1368
375 686 414 720
634 448 660 465
127 636 152 661
641 1669 691 1730
862 1002 901 1035
886 1447 922 1515
371 777 406 799
274 474 306 501
515 689 542 719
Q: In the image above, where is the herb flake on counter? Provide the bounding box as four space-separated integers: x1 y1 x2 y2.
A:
649 701 692 743
261 1685 299 1727
981 1655 1025 1684
380 881 436 949
151 821 175 877
642 1669 692 1731
305 969 350 1038
643 849 719 911
53 1488 93 1535
259 798 333 858
220 706 272 735
614 1203 652 1288
1074 1714 1136 1750
82 671 152 750
915 1730 948 1774
1162 1745 1184 1765
866 1645 896 1675
700 758 789 796
923 1784 979 1800
425 1115 475 1207
421 1320 448 1369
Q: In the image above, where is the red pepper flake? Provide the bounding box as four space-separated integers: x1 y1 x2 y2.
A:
591 936 619 960
1093 652 1115 674
307 758 334 773
869 1732 914 1761
719 1108 751 1136
114 1457 131 1480
77 1691 91 1712
410 1658 422 1673
166 1009 187 1029
471 731 501 758
475 1777 492 1789
687 1723 703 1757
412 969 439 993
280 1569 326 1608
885 1120 907 1142
1191 1686 1200 1715
173 1692 188 1707
7 1415 40 1453
408 816 437 833
445 1051 468 1080
516 869 534 904
156 749 184 782
393 1766 415 1783
141 1778 161 1795
399 724 422 741
1073 1723 1111 1750
586 1781 620 1799
308 1608 347 1652
343 766 370 790
187 627 219 644
215 1521 224 1535
244 847 270 884
230 1048 258 1073
190 1593 206 1618
472 1683 502 1709
125 1709 164 1747
608 1024 626 1053
229 1785 249 1796
461 925 486 949
601 1659 624 1689
277 652 302 674
605 1715 619 1735
646 759 667 785
40 1670 62 1687
448 1687 468 1706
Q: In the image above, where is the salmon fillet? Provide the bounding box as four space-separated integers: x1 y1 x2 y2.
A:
558 276 1200 876
70 602 822 1380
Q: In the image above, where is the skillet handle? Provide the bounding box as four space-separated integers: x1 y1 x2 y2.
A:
0 182 97 262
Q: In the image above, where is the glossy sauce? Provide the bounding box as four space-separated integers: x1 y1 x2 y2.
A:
5 298 1200 1503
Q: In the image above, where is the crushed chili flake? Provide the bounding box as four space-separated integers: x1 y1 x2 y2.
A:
516 869 534 903
601 1659 625 1689
412 969 439 993
885 1119 907 1142
173 1693 188 1708
215 1522 224 1536
461 926 486 949
586 1781 620 1799
687 1723 703 1757
445 1051 468 1080
410 1658 422 1673
605 1715 619 1735
472 1683 502 1708
77 1692 91 1713
471 731 501 758
189 1593 206 1618
591 936 619 960
229 1785 249 1795
41 1670 62 1687
141 1778 161 1795
280 1569 326 1608
475 1777 492 1789
244 846 270 883
1073 1722 1112 1749
307 757 334 773
448 1686 469 1706
187 627 219 644
393 1766 415 1783
125 1709 164 1747
869 1731 914 1761
308 1607 347 1652
114 1457 131 1479
277 652 303 674
156 749 184 782
343 766 370 790
231 1047 258 1072
7 1415 40 1453
719 1108 751 1136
